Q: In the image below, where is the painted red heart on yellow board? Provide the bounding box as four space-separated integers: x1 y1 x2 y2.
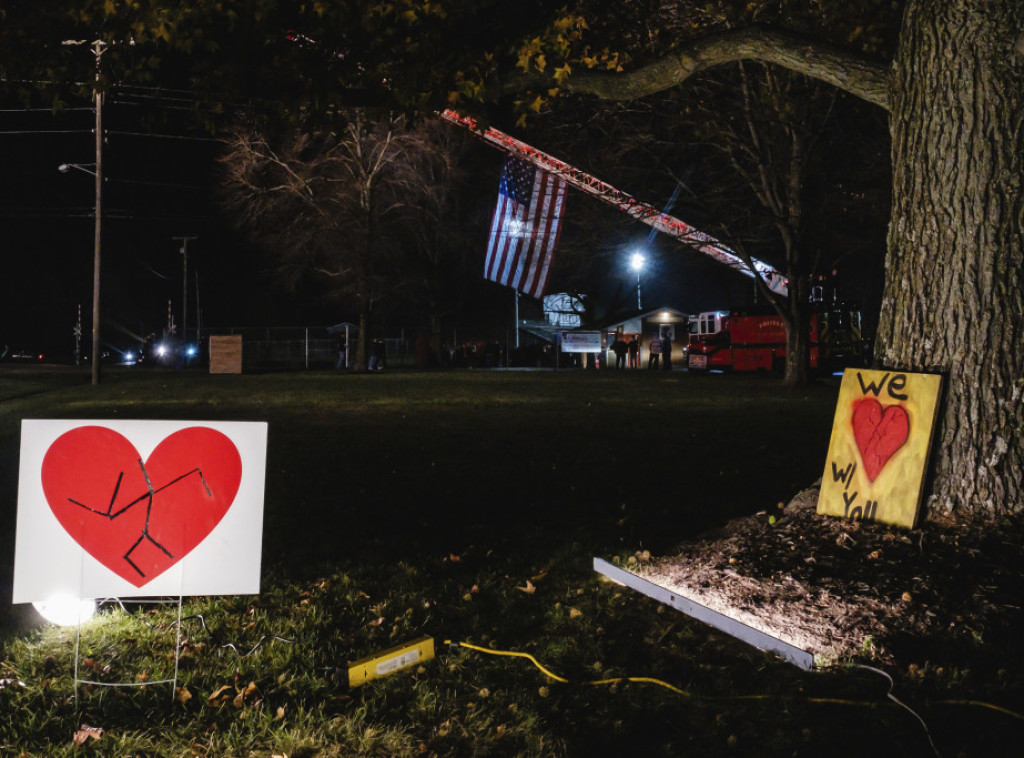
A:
851 398 910 482
40 426 242 587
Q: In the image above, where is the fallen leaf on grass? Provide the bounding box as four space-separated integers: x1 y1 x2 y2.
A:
233 681 259 708
274 706 286 721
72 725 104 745
175 686 193 705
517 580 536 594
208 685 233 705
367 616 386 627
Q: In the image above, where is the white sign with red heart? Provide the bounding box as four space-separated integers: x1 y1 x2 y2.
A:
13 419 268 603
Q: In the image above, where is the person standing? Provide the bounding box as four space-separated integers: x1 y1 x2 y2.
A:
612 336 628 369
661 330 673 370
627 335 639 369
647 335 661 369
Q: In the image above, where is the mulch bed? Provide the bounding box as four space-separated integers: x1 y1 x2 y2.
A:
632 484 1024 670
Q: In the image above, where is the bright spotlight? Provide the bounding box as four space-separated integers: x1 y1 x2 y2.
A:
124 351 135 363
630 251 646 310
156 344 167 357
186 345 197 357
32 596 96 626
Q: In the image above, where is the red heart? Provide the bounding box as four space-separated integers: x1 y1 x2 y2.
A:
41 426 242 587
851 398 910 482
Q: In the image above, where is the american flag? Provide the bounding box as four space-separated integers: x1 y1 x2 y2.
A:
484 157 567 299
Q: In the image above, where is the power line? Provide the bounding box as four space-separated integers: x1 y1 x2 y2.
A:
115 83 198 97
108 130 220 142
0 107 94 113
0 129 93 135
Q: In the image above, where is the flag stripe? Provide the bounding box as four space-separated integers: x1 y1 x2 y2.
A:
521 172 566 298
485 194 514 282
528 179 566 298
483 157 567 299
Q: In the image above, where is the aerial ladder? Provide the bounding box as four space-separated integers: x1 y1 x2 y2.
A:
278 32 780 295
440 109 789 296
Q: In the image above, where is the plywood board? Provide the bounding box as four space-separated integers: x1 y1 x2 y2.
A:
817 369 943 528
209 335 243 374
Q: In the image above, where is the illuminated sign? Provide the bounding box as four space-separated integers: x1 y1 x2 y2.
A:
13 420 267 602
560 331 602 353
817 370 942 528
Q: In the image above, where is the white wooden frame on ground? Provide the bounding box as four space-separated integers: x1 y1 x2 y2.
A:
593 557 815 670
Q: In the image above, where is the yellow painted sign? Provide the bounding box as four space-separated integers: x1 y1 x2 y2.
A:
817 369 943 528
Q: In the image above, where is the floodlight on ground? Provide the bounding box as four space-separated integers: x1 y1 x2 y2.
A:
32 596 96 626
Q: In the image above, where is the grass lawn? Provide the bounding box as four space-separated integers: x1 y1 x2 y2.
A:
0 366 1002 756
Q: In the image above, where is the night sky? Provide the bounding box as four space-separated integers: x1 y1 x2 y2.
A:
1 90 354 360
1 85 887 361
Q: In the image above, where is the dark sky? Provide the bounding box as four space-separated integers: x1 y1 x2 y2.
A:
0 92 313 359
1 87 887 360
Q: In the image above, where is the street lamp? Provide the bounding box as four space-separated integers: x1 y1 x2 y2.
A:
630 251 645 311
57 163 96 176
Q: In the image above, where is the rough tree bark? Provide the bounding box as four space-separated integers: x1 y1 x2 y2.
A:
875 0 1024 516
561 0 1024 517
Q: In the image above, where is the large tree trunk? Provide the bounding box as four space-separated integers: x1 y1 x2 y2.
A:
875 0 1024 517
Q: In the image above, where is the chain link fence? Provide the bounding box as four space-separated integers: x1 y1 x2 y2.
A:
204 327 414 369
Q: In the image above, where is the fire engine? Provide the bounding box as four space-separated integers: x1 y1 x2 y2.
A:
686 302 864 372
439 109 868 371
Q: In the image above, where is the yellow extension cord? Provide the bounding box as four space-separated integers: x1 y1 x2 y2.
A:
442 639 1024 722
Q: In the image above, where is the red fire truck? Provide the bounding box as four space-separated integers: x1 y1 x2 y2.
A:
686 305 863 372
438 108 868 372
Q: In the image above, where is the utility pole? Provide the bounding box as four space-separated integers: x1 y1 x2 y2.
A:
173 236 198 346
73 304 82 366
61 38 112 384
